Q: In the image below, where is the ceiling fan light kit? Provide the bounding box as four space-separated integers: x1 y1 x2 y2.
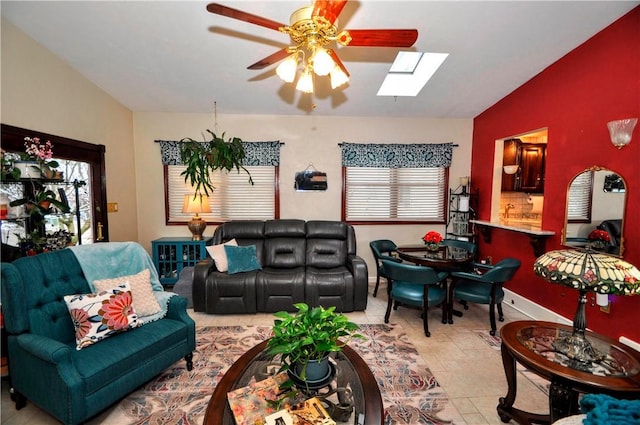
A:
206 1 418 95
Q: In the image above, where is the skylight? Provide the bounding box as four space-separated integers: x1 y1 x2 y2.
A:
377 51 449 97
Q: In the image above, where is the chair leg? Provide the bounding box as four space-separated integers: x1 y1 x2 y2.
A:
497 302 505 322
185 352 194 371
373 275 381 297
422 287 431 337
489 301 497 336
384 297 393 324
441 301 447 325
422 305 430 337
10 388 26 410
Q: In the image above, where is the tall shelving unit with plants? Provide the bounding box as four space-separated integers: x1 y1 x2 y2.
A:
0 176 83 259
446 183 478 242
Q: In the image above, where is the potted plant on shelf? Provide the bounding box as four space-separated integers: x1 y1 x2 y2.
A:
10 186 70 225
15 230 47 256
179 129 253 196
266 303 364 386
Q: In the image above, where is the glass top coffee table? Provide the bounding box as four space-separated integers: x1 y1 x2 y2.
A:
204 339 383 425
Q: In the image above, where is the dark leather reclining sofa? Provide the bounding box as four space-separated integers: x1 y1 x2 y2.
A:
193 219 368 314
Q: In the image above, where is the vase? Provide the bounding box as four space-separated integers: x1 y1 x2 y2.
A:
425 242 439 252
13 161 41 179
289 356 334 389
588 240 607 251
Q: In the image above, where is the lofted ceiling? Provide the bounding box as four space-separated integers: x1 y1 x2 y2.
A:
2 1 637 118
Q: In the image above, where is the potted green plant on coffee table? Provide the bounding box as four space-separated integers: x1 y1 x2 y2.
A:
267 303 364 387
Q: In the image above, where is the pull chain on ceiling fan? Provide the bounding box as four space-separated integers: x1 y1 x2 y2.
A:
206 1 418 94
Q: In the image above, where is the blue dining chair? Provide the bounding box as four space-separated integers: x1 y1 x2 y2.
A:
441 239 478 272
441 239 478 260
369 239 402 297
381 259 448 337
450 258 521 335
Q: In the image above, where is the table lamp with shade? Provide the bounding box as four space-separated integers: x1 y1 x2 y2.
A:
182 193 211 240
534 248 640 366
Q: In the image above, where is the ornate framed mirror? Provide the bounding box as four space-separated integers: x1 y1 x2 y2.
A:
563 166 626 257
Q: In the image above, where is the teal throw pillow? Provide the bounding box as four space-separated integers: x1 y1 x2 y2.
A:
224 244 262 274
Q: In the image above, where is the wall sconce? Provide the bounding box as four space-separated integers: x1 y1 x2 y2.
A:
503 165 519 175
596 293 610 313
607 117 637 149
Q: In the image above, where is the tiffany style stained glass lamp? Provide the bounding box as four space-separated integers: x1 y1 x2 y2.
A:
534 248 640 364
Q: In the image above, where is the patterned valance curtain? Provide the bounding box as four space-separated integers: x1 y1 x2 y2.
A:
341 142 453 168
156 140 281 166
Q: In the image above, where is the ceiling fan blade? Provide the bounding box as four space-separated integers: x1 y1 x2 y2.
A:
312 0 348 25
345 29 418 47
327 49 350 77
248 48 291 70
206 3 285 32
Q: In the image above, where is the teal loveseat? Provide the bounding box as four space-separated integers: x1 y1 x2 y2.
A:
1 243 196 425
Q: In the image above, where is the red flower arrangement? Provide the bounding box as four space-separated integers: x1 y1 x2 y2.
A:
422 231 443 245
588 229 611 243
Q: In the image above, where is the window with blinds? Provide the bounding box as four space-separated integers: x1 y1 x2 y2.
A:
165 165 277 223
567 170 593 222
343 167 447 223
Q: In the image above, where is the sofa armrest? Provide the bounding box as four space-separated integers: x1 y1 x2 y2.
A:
193 258 216 312
17 333 73 364
165 295 196 350
14 333 84 392
347 255 369 311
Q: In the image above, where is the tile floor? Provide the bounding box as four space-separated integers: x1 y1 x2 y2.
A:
1 284 549 424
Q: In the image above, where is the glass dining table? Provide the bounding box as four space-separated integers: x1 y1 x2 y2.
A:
396 244 474 272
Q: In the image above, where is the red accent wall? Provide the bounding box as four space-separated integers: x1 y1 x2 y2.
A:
471 7 640 342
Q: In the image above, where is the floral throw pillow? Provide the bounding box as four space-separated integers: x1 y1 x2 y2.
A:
64 282 139 350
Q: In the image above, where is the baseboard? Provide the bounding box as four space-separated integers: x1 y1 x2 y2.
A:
503 289 640 351
502 289 572 325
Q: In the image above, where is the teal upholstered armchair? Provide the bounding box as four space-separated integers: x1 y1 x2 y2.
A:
450 258 521 335
381 259 448 337
369 239 402 297
1 245 195 425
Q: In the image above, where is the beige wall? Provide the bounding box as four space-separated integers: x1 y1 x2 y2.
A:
1 19 138 242
133 112 473 270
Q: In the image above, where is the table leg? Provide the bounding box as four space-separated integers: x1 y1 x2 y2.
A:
549 379 580 423
447 277 463 324
447 277 454 324
497 341 550 425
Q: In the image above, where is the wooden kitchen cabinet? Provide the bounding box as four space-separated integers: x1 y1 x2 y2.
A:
519 143 546 193
501 138 520 191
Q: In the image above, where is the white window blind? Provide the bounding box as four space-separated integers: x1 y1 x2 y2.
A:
166 165 276 222
567 170 593 222
344 167 446 222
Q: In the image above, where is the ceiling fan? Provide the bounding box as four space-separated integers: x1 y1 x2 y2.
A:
206 1 418 93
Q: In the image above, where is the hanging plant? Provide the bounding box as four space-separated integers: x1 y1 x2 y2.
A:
179 129 253 197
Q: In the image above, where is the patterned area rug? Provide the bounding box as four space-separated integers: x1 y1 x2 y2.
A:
109 324 464 425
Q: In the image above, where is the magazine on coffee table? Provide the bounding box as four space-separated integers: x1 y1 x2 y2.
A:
265 397 336 425
227 372 289 425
